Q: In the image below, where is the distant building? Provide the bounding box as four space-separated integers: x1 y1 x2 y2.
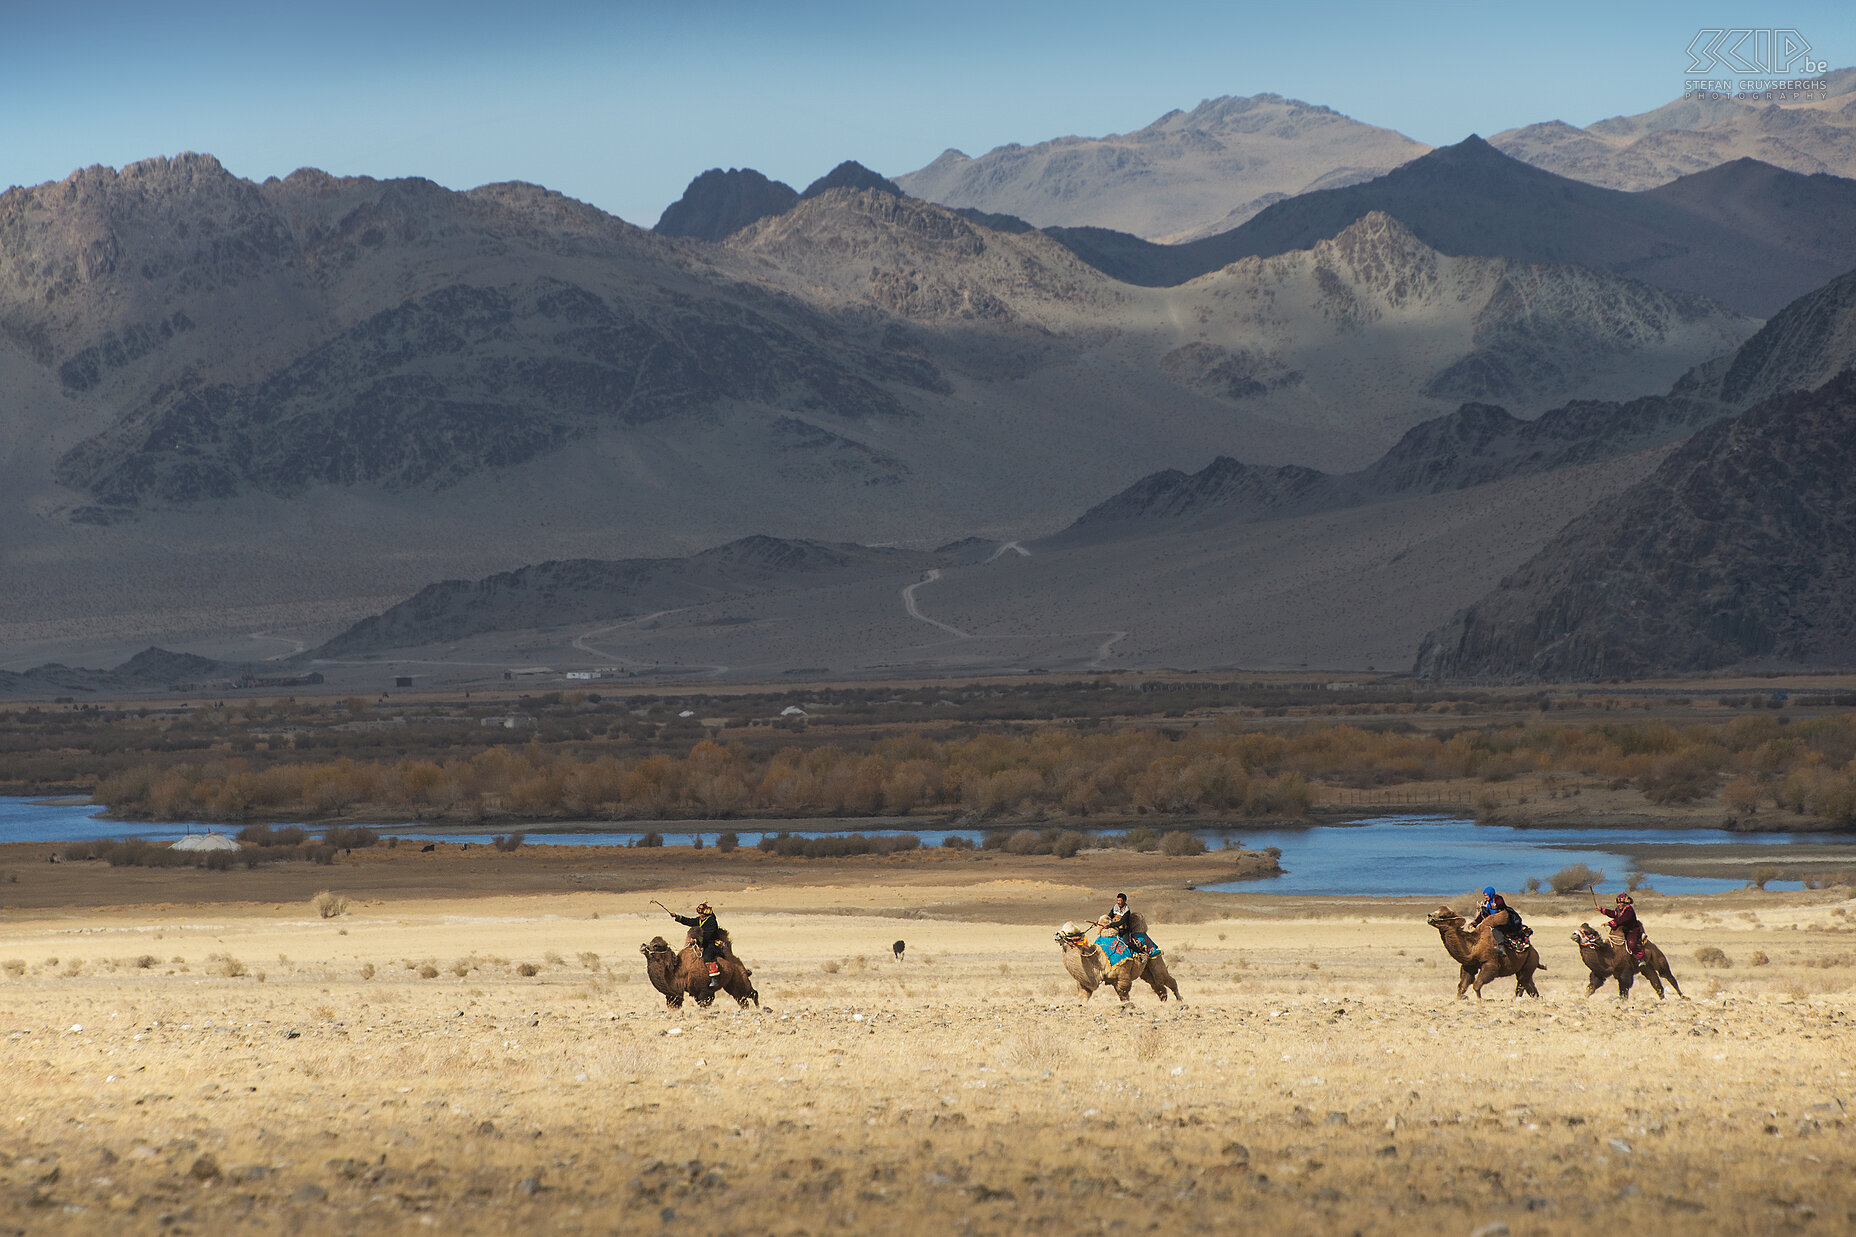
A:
395 676 414 688
780 705 808 717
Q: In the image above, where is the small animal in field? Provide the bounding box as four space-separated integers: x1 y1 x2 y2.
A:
420 843 436 853
892 940 906 962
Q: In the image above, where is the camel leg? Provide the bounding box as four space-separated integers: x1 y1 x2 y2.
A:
1638 964 1666 1000
1661 966 1684 1000
1584 973 1604 997
1472 964 1499 998
1456 967 1474 999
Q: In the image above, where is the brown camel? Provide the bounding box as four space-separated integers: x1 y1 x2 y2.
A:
1054 919 1181 1004
1425 906 1543 999
638 931 759 1009
1572 923 1684 1000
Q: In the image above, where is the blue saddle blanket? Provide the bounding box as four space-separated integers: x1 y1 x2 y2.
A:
1099 932 1158 965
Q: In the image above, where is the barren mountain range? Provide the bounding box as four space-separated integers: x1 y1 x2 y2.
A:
1492 68 1856 190
0 149 1770 677
7 68 1856 685
277 262 1852 685
894 94 1429 242
1418 269 1856 681
889 71 1856 243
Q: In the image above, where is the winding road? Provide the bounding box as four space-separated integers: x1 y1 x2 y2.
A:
900 569 971 638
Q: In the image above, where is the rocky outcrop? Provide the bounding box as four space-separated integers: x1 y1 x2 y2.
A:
653 167 798 240
1712 266 1856 408
1415 370 1856 680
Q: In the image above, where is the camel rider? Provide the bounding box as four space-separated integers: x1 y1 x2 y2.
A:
1599 892 1645 962
1469 887 1526 955
1102 893 1149 956
670 901 724 987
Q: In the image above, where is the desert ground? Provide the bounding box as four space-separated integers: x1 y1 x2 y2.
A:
1 847 1853 1235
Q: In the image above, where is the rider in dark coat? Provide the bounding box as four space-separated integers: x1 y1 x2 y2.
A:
1101 893 1150 955
1470 887 1526 954
670 901 723 986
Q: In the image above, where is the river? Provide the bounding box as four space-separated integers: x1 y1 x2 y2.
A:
7 798 1850 896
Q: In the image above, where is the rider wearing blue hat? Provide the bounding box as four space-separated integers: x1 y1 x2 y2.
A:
1469 886 1527 955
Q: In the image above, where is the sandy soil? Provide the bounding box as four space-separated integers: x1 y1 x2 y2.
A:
2 852 1853 1234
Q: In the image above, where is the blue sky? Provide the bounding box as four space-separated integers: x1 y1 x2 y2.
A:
5 0 1851 227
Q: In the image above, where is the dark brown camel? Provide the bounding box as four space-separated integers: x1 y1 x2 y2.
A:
1426 906 1543 999
1572 923 1684 1000
638 930 759 1009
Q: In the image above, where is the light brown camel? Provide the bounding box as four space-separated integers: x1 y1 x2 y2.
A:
1425 906 1543 999
1572 923 1684 1000
1054 918 1182 1004
638 931 759 1009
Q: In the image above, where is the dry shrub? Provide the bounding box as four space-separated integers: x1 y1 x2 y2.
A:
544 951 565 966
60 960 84 978
311 890 348 919
3 958 28 977
1132 1025 1167 1063
1748 951 1770 966
207 952 248 978
820 960 841 974
359 963 376 980
1549 864 1604 894
1004 1029 1064 1072
578 951 601 970
418 963 440 979
134 954 158 969
515 962 540 977
1161 831 1208 857
1694 946 1732 969
450 960 471 978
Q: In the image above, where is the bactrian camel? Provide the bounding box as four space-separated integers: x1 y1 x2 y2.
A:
1425 906 1543 999
639 930 759 1009
1572 923 1684 1000
1055 916 1181 1004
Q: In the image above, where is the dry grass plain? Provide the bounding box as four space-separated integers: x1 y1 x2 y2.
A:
2 849 1854 1235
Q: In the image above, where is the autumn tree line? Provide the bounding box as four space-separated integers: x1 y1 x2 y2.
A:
81 712 1856 826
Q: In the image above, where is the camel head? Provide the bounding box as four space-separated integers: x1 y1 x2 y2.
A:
1572 924 1604 948
1055 922 1088 950
1426 906 1465 929
640 936 675 961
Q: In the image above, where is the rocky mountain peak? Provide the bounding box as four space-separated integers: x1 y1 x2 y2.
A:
654 167 799 241
1315 211 1442 304
800 161 901 201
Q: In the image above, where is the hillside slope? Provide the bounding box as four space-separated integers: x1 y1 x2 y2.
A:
1416 371 1856 680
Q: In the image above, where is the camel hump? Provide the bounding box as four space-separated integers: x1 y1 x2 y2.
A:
1123 910 1149 936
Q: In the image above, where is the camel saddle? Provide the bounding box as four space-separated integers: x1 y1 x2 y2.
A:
1608 927 1648 958
1098 931 1159 966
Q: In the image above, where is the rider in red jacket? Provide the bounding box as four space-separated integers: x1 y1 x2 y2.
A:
1599 893 1645 961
